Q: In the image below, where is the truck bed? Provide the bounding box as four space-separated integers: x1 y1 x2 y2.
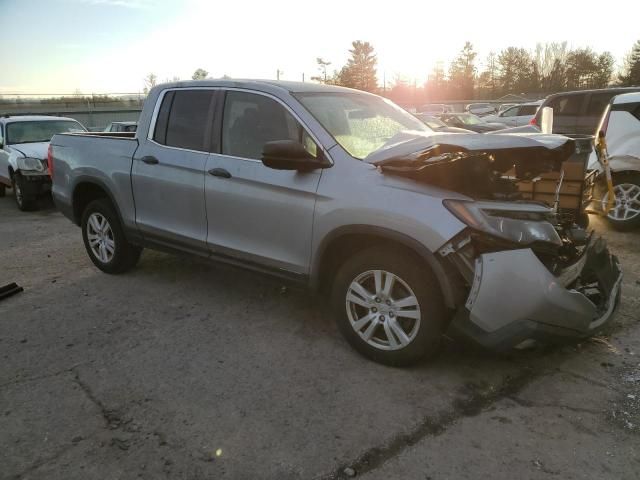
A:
50 132 140 229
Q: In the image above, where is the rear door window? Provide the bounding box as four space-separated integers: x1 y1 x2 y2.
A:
153 90 216 152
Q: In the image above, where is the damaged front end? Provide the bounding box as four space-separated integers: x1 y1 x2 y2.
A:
438 204 622 351
369 132 623 350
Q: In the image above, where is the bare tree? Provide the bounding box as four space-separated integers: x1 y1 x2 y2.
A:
143 73 157 94
311 57 332 83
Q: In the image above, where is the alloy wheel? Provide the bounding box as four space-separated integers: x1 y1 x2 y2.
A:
603 183 640 221
345 269 421 351
86 212 116 263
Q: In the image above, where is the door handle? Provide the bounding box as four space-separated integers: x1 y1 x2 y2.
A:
141 156 159 165
208 168 232 179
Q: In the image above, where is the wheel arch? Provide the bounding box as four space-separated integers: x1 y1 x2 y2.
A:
311 225 462 310
71 178 125 228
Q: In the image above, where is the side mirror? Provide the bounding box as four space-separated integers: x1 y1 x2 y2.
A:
262 140 330 171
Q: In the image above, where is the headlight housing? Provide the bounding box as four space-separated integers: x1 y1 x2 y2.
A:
443 199 562 247
17 157 45 172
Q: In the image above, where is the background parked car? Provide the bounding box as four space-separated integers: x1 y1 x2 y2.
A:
414 113 475 133
483 101 542 127
592 91 640 230
465 102 496 116
497 103 518 115
418 104 454 115
532 87 640 135
0 115 87 210
104 121 138 133
438 112 506 133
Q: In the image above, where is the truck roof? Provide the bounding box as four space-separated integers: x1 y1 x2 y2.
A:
150 79 369 96
544 87 640 98
611 92 640 104
0 115 79 124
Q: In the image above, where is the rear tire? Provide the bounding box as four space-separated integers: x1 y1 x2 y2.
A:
331 246 447 366
12 173 36 211
603 172 640 231
0 184 5 197
81 198 142 274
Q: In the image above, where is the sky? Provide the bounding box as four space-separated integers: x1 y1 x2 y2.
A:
1 0 639 95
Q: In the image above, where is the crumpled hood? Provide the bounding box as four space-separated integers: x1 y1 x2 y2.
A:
10 142 49 159
365 130 579 201
365 130 575 168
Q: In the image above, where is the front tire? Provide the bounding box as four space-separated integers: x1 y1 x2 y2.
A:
602 172 640 231
81 198 142 274
12 173 36 211
331 246 447 366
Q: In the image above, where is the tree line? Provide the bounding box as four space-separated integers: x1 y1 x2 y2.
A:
315 39 640 104
44 38 638 105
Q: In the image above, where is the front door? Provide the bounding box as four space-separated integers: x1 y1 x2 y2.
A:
132 89 216 254
204 90 322 275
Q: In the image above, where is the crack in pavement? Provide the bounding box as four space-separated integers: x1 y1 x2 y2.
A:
0 363 88 390
506 395 605 415
72 369 123 430
8 444 76 480
555 368 624 393
317 366 540 480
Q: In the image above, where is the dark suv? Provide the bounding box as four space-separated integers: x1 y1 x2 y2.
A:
532 87 640 135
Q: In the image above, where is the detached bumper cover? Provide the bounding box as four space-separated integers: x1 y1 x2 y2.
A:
450 236 622 350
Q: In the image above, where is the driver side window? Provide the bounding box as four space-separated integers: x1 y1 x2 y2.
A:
501 106 518 117
221 91 317 161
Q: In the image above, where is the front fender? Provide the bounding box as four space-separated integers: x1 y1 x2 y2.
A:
310 224 462 309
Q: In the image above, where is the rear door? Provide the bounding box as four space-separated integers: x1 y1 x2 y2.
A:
204 89 323 275
132 89 216 254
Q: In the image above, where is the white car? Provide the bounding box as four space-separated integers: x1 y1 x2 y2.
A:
0 115 86 210
483 101 542 127
591 92 640 230
465 103 496 116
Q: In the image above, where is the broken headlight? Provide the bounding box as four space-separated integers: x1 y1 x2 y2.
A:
443 199 562 247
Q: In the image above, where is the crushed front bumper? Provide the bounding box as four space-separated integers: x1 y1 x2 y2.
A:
449 236 622 351
19 171 51 196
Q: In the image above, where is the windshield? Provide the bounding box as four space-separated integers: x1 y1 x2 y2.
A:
295 92 430 160
6 120 86 145
456 114 484 125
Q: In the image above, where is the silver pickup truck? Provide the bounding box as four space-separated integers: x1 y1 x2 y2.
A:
50 80 622 366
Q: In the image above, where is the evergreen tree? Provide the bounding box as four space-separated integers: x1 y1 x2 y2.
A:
339 41 378 92
619 40 640 86
448 42 476 99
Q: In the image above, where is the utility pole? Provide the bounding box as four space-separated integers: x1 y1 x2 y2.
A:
277 69 282 80
302 73 305 82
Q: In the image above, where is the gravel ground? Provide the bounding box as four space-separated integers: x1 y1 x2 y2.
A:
0 190 638 480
